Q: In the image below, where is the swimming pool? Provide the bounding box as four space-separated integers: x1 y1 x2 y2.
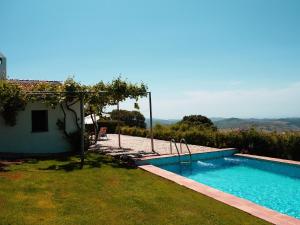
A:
146 152 300 220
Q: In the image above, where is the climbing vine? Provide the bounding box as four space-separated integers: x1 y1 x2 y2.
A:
0 81 27 126
0 77 148 128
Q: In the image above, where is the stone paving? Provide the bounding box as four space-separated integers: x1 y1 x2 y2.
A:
91 134 221 158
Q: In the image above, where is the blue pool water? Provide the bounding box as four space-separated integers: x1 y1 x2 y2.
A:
158 156 300 219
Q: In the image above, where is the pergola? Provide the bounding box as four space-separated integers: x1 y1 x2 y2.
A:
25 90 154 168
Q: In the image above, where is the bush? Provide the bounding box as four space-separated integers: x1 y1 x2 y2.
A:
121 126 149 137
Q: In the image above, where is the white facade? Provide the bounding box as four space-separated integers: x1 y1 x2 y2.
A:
0 101 81 154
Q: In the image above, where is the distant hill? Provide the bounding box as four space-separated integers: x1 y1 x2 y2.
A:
145 117 300 132
210 117 227 122
214 118 300 132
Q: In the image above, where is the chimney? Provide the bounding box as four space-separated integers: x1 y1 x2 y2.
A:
0 52 7 80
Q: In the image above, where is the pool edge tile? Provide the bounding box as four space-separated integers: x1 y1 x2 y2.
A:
236 154 300 166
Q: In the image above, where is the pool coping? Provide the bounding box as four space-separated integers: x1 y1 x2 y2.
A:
138 153 300 225
137 148 237 161
236 153 300 167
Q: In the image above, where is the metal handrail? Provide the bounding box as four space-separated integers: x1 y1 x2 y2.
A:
170 139 181 162
180 138 192 164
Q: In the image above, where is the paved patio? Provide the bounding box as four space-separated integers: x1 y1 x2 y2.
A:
91 134 220 158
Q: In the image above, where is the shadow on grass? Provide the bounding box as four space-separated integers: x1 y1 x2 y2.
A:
39 153 137 172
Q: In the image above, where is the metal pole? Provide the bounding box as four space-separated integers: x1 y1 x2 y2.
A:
117 101 121 148
148 92 155 153
80 95 85 169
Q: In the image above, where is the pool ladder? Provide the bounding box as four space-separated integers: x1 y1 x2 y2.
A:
170 138 192 165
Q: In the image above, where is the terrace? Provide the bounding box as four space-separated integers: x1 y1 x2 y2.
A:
95 134 219 156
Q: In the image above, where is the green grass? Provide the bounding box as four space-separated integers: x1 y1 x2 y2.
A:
0 153 271 225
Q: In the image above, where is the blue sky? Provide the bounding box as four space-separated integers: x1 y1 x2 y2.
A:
1 0 300 118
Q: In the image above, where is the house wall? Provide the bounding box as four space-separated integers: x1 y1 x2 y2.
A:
0 101 81 154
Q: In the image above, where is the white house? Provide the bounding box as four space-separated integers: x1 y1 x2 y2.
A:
0 53 81 155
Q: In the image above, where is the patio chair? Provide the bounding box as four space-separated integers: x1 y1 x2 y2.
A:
98 127 108 140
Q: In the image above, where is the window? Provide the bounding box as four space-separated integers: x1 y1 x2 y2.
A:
0 59 2 65
32 110 48 132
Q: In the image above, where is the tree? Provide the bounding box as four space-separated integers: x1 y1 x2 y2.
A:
110 109 146 128
179 115 216 130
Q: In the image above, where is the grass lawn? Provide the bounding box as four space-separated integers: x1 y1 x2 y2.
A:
0 153 271 225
